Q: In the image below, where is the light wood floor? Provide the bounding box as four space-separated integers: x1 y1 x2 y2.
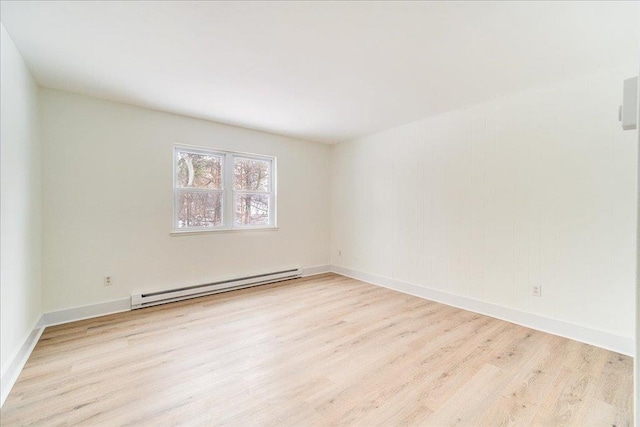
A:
1 273 632 426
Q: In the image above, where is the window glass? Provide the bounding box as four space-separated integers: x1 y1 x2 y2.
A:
234 157 270 192
176 151 223 190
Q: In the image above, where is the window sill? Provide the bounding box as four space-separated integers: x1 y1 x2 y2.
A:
170 226 279 236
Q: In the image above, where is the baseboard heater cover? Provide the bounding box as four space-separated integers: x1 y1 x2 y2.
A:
131 268 302 309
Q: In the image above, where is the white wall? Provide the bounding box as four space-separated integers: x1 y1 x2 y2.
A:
40 89 331 312
331 64 638 340
0 25 42 375
635 33 640 423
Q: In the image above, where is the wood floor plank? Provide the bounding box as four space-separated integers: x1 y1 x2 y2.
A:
0 273 632 426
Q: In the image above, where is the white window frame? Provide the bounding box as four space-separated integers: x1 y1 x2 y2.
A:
172 145 277 233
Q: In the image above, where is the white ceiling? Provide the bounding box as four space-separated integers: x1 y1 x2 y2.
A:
1 1 638 144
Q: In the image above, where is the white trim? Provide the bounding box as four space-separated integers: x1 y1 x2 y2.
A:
1 317 44 408
224 149 234 227
301 265 332 277
41 298 131 327
170 226 279 235
331 265 634 356
172 142 277 162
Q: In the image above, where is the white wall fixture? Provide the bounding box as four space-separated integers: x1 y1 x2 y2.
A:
620 76 638 130
131 268 302 309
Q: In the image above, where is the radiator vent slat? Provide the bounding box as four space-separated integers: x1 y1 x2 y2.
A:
131 268 302 309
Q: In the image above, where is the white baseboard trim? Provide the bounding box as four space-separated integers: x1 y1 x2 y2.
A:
40 298 131 328
1 317 45 408
2 299 130 407
302 265 332 277
331 265 634 356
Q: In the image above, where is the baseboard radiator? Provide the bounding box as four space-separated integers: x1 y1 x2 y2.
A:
131 267 302 309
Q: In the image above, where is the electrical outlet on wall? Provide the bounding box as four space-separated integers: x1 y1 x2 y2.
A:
531 284 541 297
104 276 113 286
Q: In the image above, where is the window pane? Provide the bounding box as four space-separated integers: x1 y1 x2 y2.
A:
234 193 270 226
177 192 223 228
176 151 223 190
234 157 270 191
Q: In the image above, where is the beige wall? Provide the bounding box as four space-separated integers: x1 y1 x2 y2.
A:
0 25 42 375
39 89 331 312
331 64 638 340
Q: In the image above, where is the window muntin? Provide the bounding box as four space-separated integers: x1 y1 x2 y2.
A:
173 147 276 231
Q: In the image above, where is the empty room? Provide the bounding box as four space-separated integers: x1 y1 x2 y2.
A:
1 1 639 425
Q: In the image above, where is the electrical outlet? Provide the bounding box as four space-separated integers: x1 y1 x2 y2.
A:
104 276 113 286
338 250 342 257
531 284 541 297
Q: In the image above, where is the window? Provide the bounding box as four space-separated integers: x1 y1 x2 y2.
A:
174 146 276 231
